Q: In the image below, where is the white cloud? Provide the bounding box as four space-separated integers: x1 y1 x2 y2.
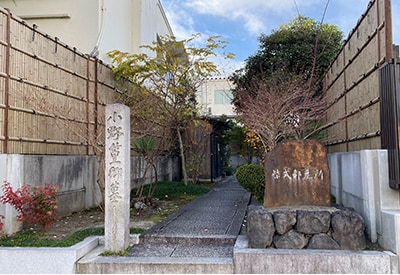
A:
162 1 243 75
210 55 245 76
163 0 344 40
163 0 372 40
160 0 378 73
183 0 325 36
163 2 197 40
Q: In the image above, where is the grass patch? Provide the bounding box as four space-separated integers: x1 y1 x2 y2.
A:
101 245 132 256
132 181 214 200
0 227 146 247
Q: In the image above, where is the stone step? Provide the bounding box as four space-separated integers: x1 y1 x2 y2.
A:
128 242 234 258
76 245 234 274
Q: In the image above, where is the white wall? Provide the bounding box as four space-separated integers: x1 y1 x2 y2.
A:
0 0 173 63
138 0 173 56
0 155 102 235
198 78 235 117
328 150 400 255
0 0 99 54
99 0 134 61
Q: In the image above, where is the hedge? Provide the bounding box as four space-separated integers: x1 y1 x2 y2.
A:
235 164 265 202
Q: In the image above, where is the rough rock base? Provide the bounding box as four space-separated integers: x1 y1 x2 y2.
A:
247 205 366 250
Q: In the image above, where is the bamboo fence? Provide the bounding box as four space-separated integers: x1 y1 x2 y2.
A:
323 0 393 153
0 7 122 155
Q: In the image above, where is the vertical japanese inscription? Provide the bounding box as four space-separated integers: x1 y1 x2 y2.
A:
105 104 130 252
107 113 124 203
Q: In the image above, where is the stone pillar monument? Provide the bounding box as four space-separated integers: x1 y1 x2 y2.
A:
104 103 130 252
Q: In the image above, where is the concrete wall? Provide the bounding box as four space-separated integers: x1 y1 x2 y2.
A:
328 149 400 258
0 154 180 235
131 155 181 188
0 154 102 235
229 156 259 168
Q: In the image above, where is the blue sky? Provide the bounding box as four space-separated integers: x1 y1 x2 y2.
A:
161 0 400 75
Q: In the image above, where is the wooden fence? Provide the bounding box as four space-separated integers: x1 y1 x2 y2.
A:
0 7 121 155
323 0 393 153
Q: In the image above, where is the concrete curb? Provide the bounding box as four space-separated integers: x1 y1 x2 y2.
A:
76 245 233 274
0 236 99 274
75 234 399 274
234 235 398 274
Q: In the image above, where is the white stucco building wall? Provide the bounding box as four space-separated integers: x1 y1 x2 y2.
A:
198 77 235 118
0 0 173 62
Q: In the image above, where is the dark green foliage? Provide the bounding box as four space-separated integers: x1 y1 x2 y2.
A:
222 166 235 176
231 15 344 106
226 120 259 161
235 164 265 201
133 136 156 155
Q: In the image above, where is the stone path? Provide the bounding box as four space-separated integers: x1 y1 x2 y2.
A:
77 176 251 273
128 175 251 258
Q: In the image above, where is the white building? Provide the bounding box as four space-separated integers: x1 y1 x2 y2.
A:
0 0 236 119
0 0 173 61
198 77 235 118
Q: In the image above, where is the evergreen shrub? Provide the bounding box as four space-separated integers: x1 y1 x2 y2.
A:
235 164 265 201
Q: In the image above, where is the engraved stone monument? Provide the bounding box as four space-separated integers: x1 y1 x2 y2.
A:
105 103 131 252
264 140 331 208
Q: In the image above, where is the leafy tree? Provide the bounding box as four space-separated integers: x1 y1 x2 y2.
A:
132 136 158 202
230 15 343 153
222 118 258 164
108 34 233 185
231 15 343 105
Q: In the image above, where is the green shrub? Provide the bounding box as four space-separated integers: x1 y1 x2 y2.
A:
235 164 265 202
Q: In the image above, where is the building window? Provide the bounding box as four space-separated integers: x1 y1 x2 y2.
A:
214 90 232 104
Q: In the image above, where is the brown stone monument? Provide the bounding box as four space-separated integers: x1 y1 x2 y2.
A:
264 140 331 208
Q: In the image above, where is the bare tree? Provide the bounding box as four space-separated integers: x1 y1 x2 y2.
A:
236 72 326 154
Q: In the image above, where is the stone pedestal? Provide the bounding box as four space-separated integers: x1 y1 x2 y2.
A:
247 206 366 250
104 104 131 252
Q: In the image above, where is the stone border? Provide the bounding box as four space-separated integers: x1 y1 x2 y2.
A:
0 236 99 274
0 234 141 274
234 235 398 274
1 234 397 273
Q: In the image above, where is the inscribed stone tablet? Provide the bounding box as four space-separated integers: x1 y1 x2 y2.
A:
264 140 331 207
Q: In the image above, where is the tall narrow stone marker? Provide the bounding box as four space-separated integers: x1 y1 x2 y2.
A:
105 103 130 252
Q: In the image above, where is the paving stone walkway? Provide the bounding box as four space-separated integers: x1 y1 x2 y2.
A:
76 176 251 274
128 175 251 258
